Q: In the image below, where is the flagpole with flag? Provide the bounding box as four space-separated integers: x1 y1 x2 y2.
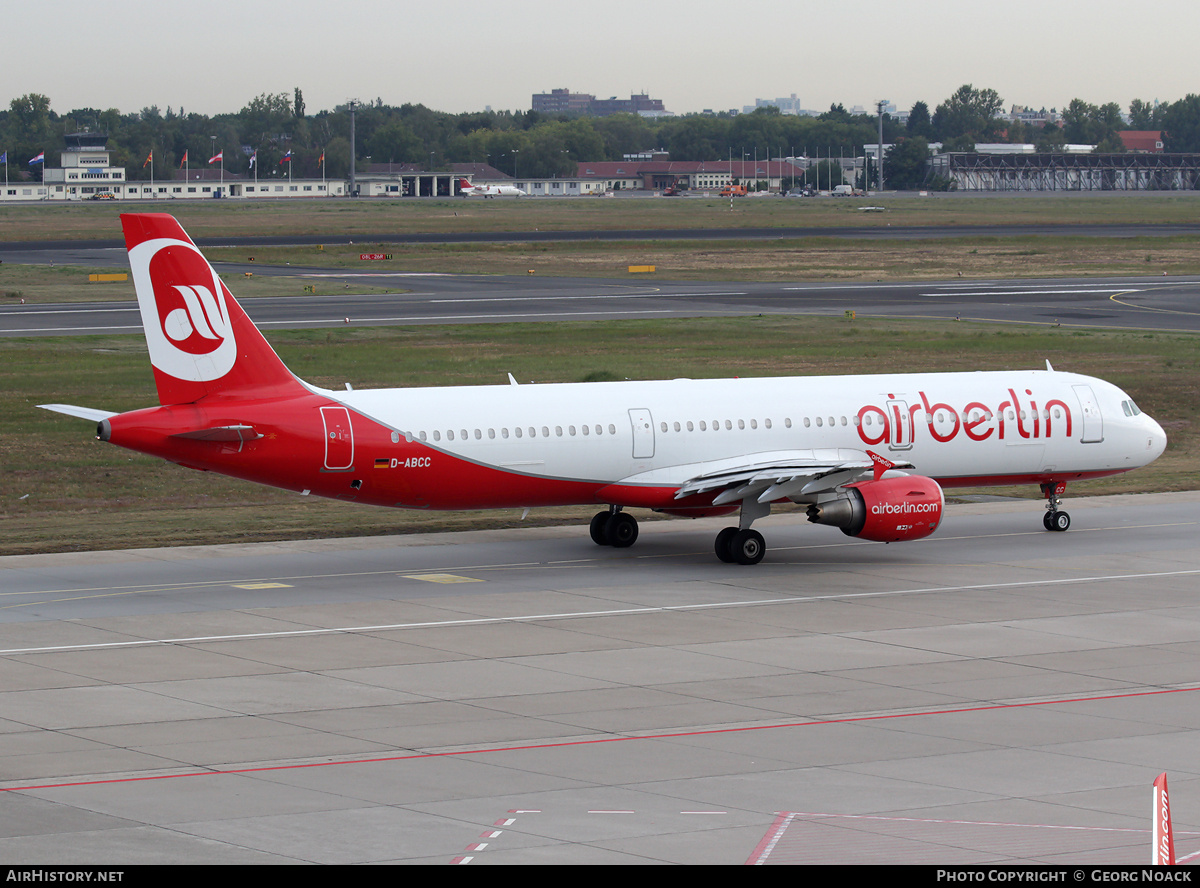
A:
181 149 188 182
249 149 257 188
144 149 154 198
281 150 293 184
319 149 325 193
28 150 45 194
208 149 224 196
2 150 7 191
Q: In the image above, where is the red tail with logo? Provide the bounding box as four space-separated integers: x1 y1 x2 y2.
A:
122 213 305 405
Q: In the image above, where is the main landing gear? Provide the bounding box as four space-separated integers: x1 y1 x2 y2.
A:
588 504 770 564
1041 481 1071 532
713 499 771 564
714 526 766 565
590 508 639 548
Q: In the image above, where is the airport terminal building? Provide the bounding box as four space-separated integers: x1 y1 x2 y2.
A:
5 133 346 202
929 150 1200 191
9 132 1200 202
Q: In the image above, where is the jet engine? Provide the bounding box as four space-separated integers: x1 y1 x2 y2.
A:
806 476 943 543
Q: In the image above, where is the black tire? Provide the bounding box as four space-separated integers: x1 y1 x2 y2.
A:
714 526 738 563
1043 511 1055 531
606 512 639 548
731 529 766 565
1052 511 1071 532
590 511 611 546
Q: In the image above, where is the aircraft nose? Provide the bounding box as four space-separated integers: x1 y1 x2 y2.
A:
1145 415 1167 462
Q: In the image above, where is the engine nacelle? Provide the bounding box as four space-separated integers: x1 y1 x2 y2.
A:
806 475 943 543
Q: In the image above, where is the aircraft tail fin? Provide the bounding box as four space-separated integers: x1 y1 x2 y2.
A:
121 213 305 406
1153 772 1176 865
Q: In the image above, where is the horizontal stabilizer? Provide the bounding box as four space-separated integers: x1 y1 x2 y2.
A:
38 404 118 422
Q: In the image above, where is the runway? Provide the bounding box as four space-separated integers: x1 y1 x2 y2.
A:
2 492 1199 864
5 273 1200 336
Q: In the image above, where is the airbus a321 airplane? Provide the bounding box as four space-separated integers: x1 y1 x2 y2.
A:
457 178 526 197
41 214 1167 564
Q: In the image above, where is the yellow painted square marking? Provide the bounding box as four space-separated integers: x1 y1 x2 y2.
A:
403 573 483 584
232 582 294 589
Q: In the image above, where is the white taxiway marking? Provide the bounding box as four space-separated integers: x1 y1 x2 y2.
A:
254 309 682 326
919 289 1143 297
3 567 1197 657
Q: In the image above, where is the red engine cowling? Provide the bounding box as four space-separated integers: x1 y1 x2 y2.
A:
805 475 943 543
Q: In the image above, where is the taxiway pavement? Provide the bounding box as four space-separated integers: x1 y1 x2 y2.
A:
2 493 1199 863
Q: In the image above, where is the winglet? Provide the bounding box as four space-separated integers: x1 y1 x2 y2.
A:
1153 772 1175 865
866 449 895 482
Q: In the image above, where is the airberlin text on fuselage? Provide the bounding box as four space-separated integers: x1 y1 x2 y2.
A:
857 388 1073 447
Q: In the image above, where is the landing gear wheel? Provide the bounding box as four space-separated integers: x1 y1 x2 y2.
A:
714 526 738 563
1040 483 1070 533
590 511 611 546
606 512 639 548
730 529 766 565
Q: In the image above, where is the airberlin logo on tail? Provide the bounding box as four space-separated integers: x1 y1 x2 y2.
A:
161 284 230 353
128 237 238 382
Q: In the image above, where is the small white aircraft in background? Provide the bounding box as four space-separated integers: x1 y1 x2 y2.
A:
40 215 1167 564
457 178 525 197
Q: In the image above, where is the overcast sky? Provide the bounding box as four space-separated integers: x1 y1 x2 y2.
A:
6 0 1196 119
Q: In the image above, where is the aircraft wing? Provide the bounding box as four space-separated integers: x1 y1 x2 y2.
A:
670 449 913 505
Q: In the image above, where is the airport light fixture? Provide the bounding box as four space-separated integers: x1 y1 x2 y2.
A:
876 100 886 191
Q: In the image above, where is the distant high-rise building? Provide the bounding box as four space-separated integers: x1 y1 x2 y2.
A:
532 89 595 115
532 89 667 117
744 94 804 115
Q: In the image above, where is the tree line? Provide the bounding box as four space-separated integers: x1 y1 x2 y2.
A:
3 86 1200 187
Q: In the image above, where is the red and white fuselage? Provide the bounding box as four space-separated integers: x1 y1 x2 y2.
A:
92 369 1163 510
41 214 1167 563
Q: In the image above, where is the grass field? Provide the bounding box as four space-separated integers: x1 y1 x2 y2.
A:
8 234 1200 304
5 316 1196 555
210 234 1200 282
5 191 1200 243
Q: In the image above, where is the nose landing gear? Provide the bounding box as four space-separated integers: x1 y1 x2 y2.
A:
1041 481 1071 532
